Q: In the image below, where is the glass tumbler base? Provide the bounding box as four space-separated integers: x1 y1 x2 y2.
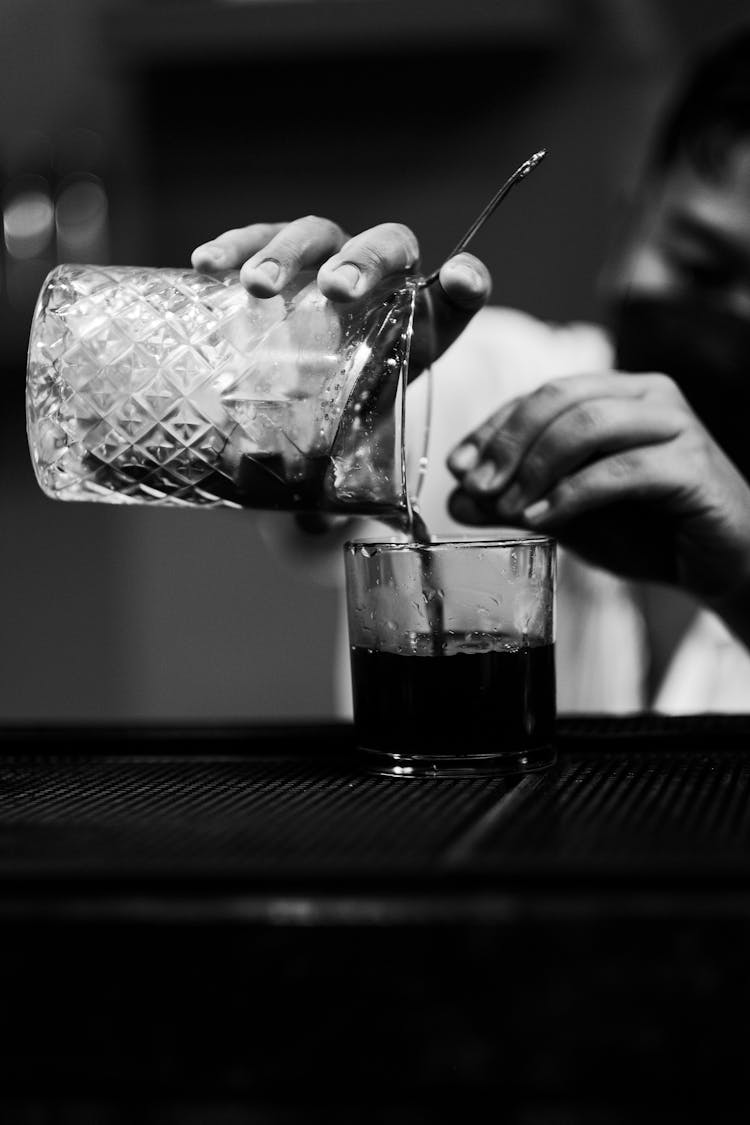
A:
356 743 556 778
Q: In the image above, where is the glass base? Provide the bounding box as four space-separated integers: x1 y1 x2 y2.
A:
356 743 556 778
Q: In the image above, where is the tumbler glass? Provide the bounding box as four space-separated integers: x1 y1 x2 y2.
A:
344 536 556 777
26 264 425 522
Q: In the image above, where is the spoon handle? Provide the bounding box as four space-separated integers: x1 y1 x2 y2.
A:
419 148 547 288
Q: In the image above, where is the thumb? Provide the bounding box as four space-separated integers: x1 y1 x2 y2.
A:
410 252 492 377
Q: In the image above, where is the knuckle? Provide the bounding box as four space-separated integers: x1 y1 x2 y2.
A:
471 403 519 454
533 379 570 411
660 401 693 435
679 423 712 462
364 222 420 267
516 447 546 490
234 221 283 244
323 217 346 241
240 221 277 236
648 372 682 401
298 213 327 229
608 449 644 479
356 243 391 272
287 215 343 249
502 383 565 442
570 401 602 436
385 222 420 261
648 394 695 443
335 222 420 277
485 426 520 463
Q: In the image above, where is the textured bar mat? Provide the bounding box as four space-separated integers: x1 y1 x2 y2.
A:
0 716 748 885
0 753 505 876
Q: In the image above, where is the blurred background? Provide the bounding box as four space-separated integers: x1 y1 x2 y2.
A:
0 0 746 722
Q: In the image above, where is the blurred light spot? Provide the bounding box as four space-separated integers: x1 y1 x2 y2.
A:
56 176 108 241
3 182 54 260
56 175 110 263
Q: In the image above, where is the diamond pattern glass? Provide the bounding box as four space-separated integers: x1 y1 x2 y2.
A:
26 265 419 517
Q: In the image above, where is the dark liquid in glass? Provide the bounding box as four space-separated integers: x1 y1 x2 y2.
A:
85 451 404 520
350 634 555 761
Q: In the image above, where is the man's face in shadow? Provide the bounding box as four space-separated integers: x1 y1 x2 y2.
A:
602 141 750 476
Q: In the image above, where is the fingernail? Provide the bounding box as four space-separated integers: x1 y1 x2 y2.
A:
449 443 479 474
253 259 281 283
523 499 551 523
195 244 228 268
333 262 361 291
467 461 497 493
447 263 483 290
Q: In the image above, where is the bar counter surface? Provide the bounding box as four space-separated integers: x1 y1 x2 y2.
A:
1 715 749 1119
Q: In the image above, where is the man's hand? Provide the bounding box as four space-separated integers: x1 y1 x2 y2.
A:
447 371 750 614
191 215 491 371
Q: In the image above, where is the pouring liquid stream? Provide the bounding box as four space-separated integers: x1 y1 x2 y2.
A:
397 290 445 655
410 509 445 658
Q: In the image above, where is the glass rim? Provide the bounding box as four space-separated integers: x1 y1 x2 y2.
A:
344 533 555 553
